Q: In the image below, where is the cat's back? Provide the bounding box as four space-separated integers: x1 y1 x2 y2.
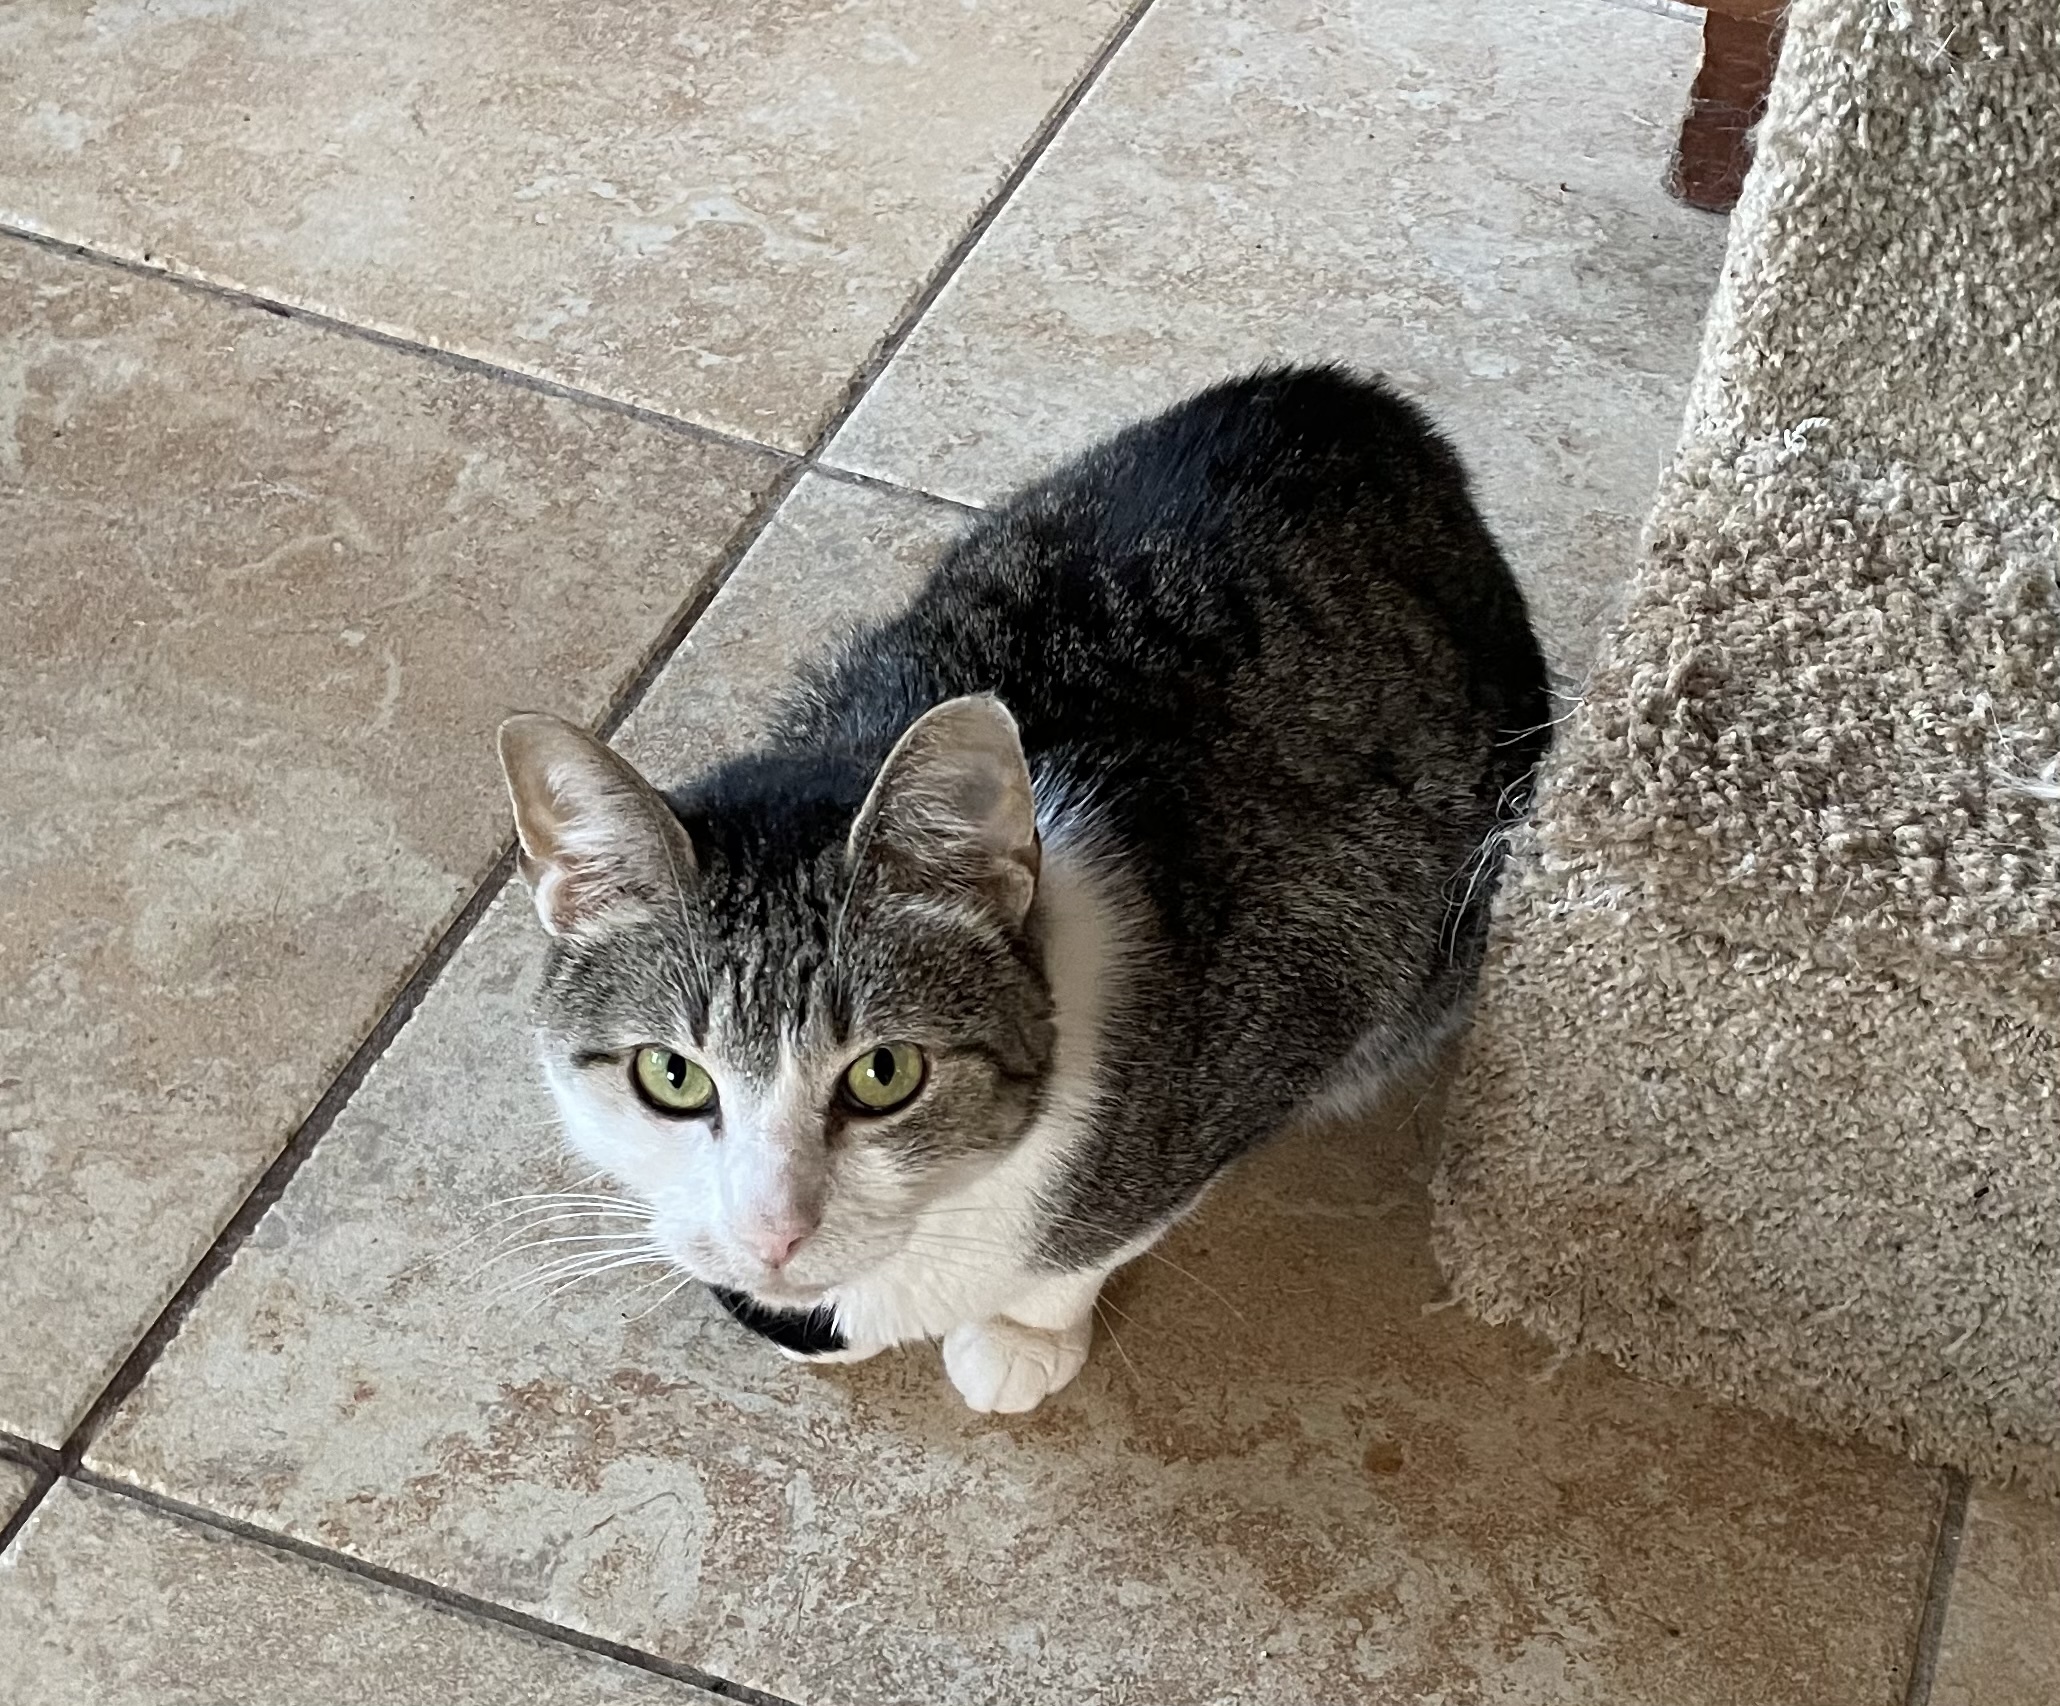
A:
792 365 1548 812
761 367 1551 1209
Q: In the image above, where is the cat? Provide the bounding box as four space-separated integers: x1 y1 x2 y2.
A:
497 365 1551 1413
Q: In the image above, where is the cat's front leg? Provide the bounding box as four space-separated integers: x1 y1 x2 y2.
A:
942 1266 1107 1414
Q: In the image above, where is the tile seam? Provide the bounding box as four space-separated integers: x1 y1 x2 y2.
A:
0 228 994 525
64 1470 801 1706
0 1453 58 1557
0 1430 61 1472
1901 1469 1972 1706
809 459 988 517
795 0 1163 460
0 222 804 463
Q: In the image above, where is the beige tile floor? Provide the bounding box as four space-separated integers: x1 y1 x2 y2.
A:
0 0 1129 450
2 1481 724 1706
1932 1488 2060 1706
0 1456 41 1530
2 0 2051 1701
0 240 780 1445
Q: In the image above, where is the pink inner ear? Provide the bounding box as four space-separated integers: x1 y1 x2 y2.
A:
848 698 1040 927
501 711 701 936
528 853 599 937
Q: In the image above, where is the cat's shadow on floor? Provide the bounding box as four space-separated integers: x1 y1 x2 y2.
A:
821 1057 1542 1463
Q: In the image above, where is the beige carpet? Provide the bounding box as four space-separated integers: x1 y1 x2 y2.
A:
1434 0 2060 1491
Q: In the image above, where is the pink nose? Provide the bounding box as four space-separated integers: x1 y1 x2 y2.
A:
744 1216 816 1271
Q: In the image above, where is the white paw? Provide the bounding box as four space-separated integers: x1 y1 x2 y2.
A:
942 1315 1092 1414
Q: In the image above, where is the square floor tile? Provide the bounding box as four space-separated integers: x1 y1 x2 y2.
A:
0 237 780 1444
0 1480 721 1704
0 0 1128 451
1932 1486 2060 1706
95 478 1942 1706
828 0 1728 679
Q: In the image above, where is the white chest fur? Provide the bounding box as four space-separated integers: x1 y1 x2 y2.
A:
826 807 1139 1352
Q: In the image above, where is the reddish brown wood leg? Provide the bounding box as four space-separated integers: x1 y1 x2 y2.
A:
1667 9 1786 213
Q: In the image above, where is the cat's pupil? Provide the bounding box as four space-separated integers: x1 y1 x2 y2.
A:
870 1047 895 1084
664 1053 687 1089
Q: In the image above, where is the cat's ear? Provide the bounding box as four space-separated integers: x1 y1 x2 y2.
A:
496 714 697 937
847 695 1040 930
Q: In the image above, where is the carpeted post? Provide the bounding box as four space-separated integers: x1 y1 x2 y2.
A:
1435 0 2060 1491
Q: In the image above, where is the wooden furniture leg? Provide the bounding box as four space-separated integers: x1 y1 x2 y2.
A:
1667 4 1787 214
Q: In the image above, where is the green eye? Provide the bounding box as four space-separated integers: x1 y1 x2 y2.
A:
632 1047 716 1116
843 1043 926 1113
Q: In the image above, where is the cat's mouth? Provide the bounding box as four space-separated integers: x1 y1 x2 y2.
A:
737 1274 832 1311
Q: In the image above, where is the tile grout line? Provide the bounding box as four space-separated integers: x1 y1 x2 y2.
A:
0 1430 62 1473
1900 1469 1971 1706
0 222 803 467
592 460 812 744
6 0 1157 1681
0 224 998 521
0 1467 57 1559
786 0 1161 459
64 1470 800 1706
0 1434 60 1558
47 843 521 1476
810 459 987 517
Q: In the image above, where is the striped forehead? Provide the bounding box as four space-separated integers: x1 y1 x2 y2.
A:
695 859 847 1075
704 951 838 1071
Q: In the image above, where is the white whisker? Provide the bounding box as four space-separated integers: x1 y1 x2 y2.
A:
487 1244 669 1302
400 1200 650 1282
471 1231 659 1280
626 1271 700 1323
1093 1297 1142 1390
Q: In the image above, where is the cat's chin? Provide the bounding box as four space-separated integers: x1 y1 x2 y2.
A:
738 1277 832 1311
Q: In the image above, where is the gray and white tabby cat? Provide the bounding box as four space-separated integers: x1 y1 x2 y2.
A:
498 366 1549 1413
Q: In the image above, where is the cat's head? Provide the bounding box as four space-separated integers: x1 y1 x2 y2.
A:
496 698 1054 1309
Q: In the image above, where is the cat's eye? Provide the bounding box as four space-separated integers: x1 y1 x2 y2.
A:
631 1047 716 1116
842 1043 926 1114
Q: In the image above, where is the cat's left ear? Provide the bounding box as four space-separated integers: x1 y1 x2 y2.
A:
496 714 698 937
847 695 1040 930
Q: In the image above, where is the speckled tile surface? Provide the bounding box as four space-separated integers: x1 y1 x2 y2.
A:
828 0 1728 680
0 1480 723 1705
92 478 1942 1706
0 0 1127 451
0 1458 42 1528
1932 1487 2060 1706
0 236 779 1444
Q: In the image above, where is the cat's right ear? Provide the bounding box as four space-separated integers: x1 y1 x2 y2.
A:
496 714 698 937
846 695 1040 931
